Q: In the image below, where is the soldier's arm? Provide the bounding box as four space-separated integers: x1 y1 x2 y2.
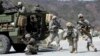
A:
21 39 28 45
85 20 92 28
74 29 78 38
76 21 81 30
19 7 26 13
85 20 90 25
56 20 62 29
28 38 36 45
63 29 68 39
49 21 53 31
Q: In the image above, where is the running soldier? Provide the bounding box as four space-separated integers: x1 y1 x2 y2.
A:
64 22 78 53
77 13 97 52
47 15 62 50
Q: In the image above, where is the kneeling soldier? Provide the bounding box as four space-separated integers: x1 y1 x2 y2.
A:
64 22 78 53
22 33 38 55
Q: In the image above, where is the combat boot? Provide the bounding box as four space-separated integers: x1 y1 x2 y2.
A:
73 48 77 53
70 49 74 53
69 46 73 53
94 48 97 52
70 50 73 53
25 51 32 55
31 51 37 54
57 47 62 51
70 48 77 53
70 48 75 53
90 44 97 52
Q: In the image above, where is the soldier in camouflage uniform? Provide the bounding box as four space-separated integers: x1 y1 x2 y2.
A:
47 15 62 50
77 13 97 52
21 33 38 55
17 2 27 35
64 22 78 53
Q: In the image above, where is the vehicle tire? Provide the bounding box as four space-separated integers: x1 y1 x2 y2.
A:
13 44 26 52
0 34 11 54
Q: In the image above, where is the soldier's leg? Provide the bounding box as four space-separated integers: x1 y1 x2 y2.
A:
68 37 73 53
73 38 78 53
47 32 56 47
26 45 32 55
87 41 90 51
31 45 38 54
56 32 62 50
26 45 37 55
46 33 52 47
56 32 61 46
86 34 97 52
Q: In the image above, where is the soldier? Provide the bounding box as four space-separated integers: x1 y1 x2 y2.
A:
17 2 27 35
25 15 38 33
47 15 62 50
0 0 4 14
21 33 38 55
64 22 78 53
77 13 97 52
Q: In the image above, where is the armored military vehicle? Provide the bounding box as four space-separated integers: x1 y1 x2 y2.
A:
0 0 49 54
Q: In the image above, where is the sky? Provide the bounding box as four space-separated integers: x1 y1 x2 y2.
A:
58 0 95 1
78 0 95 1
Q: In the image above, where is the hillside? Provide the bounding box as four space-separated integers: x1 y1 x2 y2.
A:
2 0 100 30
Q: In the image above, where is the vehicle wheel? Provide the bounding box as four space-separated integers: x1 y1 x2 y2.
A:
0 34 11 54
13 44 26 52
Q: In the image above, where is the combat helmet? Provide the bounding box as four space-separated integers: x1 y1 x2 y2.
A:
78 13 83 18
17 2 22 6
52 15 57 20
25 33 31 38
66 22 74 28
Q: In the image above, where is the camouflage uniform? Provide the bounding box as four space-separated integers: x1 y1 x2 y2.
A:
47 16 61 50
22 33 38 55
64 22 78 53
17 2 27 35
77 13 97 52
